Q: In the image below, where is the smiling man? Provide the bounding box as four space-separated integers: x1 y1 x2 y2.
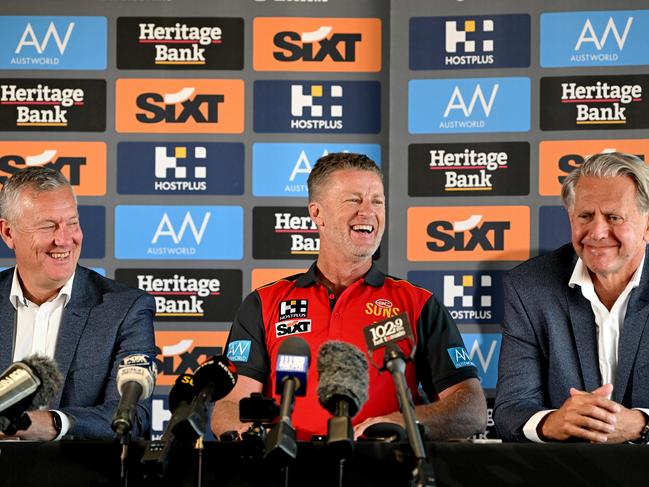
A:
0 167 155 440
495 152 649 443
212 152 486 441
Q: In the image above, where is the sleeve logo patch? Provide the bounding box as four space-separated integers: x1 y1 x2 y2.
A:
447 346 475 368
227 340 251 362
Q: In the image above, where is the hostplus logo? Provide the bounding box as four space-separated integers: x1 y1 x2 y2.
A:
443 274 493 321
275 211 320 254
155 145 207 191
445 19 494 66
291 84 342 130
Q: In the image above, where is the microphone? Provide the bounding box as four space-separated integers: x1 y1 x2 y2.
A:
0 355 62 434
171 355 237 441
264 336 310 464
141 373 198 471
111 354 157 439
316 341 369 458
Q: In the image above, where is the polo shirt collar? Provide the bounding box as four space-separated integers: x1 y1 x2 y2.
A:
296 261 385 288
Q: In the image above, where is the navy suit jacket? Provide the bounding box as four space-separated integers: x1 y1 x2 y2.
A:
494 244 649 442
0 266 156 439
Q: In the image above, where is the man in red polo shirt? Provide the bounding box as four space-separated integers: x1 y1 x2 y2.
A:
211 152 486 440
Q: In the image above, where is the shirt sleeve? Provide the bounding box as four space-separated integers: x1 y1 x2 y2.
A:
225 291 269 383
414 294 478 400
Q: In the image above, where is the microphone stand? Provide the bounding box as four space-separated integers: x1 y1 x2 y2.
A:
119 431 130 487
383 343 436 487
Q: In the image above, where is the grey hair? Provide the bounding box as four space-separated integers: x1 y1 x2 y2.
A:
0 166 75 222
307 152 383 202
561 152 649 213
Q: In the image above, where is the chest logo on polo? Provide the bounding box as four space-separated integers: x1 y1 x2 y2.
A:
275 319 312 337
278 299 308 321
365 298 401 318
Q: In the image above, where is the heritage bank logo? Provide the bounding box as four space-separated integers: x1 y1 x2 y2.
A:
540 75 649 131
253 80 380 133
253 207 319 260
407 206 529 262
0 141 106 195
117 142 244 195
252 143 381 197
408 77 530 134
541 10 649 67
253 17 381 71
408 142 529 196
154 330 227 386
117 17 243 70
114 205 243 260
407 270 504 325
0 79 105 132
116 78 244 133
538 139 649 196
115 268 242 322
0 16 107 70
409 14 530 70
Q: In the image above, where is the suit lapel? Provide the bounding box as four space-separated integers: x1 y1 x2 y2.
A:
51 268 96 407
566 285 602 392
0 269 16 373
613 257 649 403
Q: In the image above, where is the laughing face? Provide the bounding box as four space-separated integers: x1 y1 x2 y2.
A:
569 175 649 283
308 168 385 261
0 186 82 302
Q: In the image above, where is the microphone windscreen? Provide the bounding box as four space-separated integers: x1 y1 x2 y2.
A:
192 355 238 402
20 355 62 409
168 374 196 412
316 341 369 417
116 354 157 400
278 336 311 360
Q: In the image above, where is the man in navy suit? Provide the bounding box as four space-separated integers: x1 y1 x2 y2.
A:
0 167 155 440
495 152 649 443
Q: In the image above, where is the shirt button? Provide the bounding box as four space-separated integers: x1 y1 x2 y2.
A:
329 294 335 300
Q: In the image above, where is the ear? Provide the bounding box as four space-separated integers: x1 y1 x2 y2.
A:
308 201 323 227
643 214 649 243
0 219 15 250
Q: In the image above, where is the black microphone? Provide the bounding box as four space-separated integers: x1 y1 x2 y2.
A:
141 373 197 471
264 336 310 465
0 355 62 434
171 355 237 441
316 341 369 458
111 354 157 439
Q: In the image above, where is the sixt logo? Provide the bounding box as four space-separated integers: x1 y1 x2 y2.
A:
136 87 223 124
254 18 380 72
426 215 509 252
154 331 225 385
445 19 494 66
275 319 312 337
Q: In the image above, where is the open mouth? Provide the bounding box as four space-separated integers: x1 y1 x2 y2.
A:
48 251 71 260
351 224 374 234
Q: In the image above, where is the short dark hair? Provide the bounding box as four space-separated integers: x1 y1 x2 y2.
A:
561 152 649 212
0 166 74 222
307 152 383 201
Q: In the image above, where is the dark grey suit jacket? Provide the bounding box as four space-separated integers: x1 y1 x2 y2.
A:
494 244 649 442
0 266 156 439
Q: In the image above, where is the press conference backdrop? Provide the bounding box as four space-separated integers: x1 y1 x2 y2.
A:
1 0 647 440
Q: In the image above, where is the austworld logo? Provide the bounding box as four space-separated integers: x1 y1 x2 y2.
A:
410 14 530 70
253 206 319 259
541 10 649 67
540 74 649 130
408 142 529 196
254 80 380 134
460 333 502 389
114 205 243 260
408 77 530 134
0 16 107 70
0 78 105 132
117 142 243 195
115 268 242 322
117 17 243 70
252 143 381 197
408 270 504 324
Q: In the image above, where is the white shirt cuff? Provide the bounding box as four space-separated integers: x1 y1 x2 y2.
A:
523 410 556 443
50 410 71 441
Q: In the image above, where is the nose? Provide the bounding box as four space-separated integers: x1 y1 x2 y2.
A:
588 214 610 240
53 224 72 246
357 198 373 216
